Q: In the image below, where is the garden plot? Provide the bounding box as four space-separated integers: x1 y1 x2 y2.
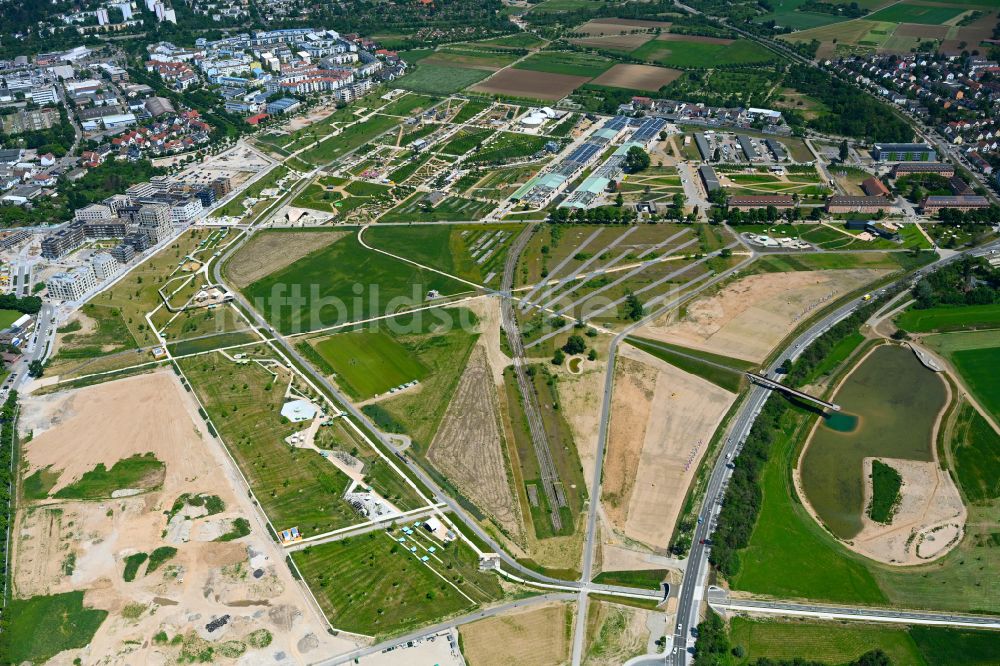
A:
638 268 888 362
13 371 348 663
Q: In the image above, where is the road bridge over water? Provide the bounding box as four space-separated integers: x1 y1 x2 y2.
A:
746 372 840 411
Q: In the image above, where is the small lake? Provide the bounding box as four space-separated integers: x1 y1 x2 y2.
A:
800 345 947 540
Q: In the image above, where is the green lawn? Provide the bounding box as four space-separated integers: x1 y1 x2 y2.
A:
632 38 778 68
363 223 524 285
244 232 472 334
291 530 502 638
295 114 402 167
949 402 1000 504
0 308 24 328
730 617 925 666
178 353 361 536
379 93 437 117
951 346 1000 422
896 304 1000 333
439 128 494 156
312 328 429 400
730 405 888 604
909 626 1000 665
52 453 164 500
0 592 108 664
395 63 492 95
514 50 613 77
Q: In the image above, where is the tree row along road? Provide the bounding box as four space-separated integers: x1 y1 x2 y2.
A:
499 223 567 532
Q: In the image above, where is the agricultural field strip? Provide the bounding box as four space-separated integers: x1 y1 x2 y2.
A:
522 226 639 311
356 226 487 291
518 228 604 307
541 229 694 314
525 244 734 349
284 504 444 551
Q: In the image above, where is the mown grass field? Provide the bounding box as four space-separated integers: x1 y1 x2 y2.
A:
291 530 502 638
244 232 472 334
951 346 1000 421
730 617 924 666
363 223 524 284
363 309 481 450
896 303 1000 333
295 113 401 167
0 308 23 328
379 193 494 223
312 328 429 400
178 353 361 536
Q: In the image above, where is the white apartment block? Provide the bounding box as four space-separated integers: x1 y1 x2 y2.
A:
30 86 58 105
47 265 97 301
170 198 203 224
90 252 121 280
74 203 114 222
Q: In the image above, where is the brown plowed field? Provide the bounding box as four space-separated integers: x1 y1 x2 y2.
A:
591 64 682 91
470 69 591 101
428 346 523 538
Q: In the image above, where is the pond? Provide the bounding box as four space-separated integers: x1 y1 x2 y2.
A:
800 345 947 539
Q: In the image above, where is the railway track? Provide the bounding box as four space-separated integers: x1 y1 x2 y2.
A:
500 224 566 532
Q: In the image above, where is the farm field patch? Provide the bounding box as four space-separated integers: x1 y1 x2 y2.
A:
946 401 1000 504
470 68 592 101
224 229 345 289
590 64 682 91
379 193 495 223
868 2 965 25
514 50 614 77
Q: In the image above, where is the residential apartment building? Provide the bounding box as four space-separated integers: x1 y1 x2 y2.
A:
47 265 97 301
728 195 795 211
921 195 991 213
90 253 121 281
826 196 893 214
41 224 85 259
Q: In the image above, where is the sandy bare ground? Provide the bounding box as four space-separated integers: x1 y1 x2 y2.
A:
619 346 735 550
224 230 344 288
460 602 571 666
602 356 656 531
638 269 888 363
428 346 523 540
850 457 966 565
554 336 610 488
14 371 353 664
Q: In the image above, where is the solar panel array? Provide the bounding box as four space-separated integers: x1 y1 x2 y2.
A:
604 115 629 131
631 117 667 143
565 142 600 165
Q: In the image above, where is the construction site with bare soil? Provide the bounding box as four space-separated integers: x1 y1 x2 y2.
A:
11 371 351 664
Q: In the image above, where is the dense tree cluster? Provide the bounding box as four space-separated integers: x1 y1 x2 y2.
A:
938 204 1000 227
912 256 1000 309
783 66 913 142
0 293 41 315
624 146 651 174
0 391 18 600
548 205 636 224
